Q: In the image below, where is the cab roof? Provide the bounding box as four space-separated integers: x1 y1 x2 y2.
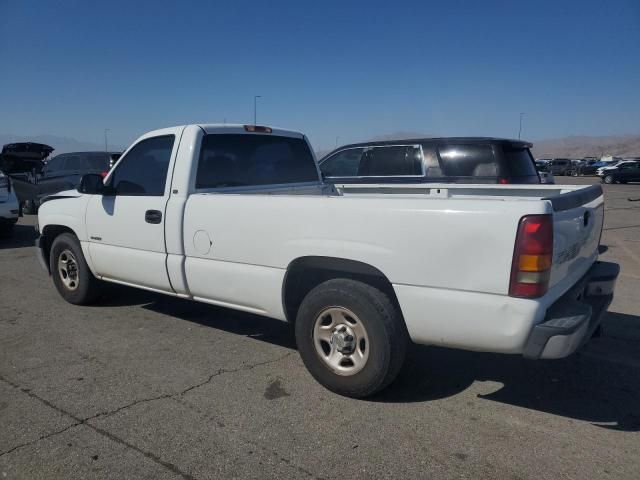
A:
197 124 304 139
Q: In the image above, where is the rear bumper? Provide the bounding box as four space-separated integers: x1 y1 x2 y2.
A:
523 261 619 359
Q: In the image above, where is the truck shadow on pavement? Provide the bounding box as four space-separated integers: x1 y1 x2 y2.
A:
101 285 297 350
100 286 640 432
377 311 640 432
0 224 37 249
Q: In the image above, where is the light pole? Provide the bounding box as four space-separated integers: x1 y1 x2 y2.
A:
254 95 261 125
335 136 340 148
104 129 111 153
518 113 525 140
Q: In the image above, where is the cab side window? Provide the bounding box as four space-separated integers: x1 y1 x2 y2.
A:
320 148 365 177
108 135 175 196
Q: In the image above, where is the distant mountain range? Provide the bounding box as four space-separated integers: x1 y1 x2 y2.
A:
530 135 640 159
0 134 125 156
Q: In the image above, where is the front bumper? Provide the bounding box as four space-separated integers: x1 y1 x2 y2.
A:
35 235 50 272
523 261 619 359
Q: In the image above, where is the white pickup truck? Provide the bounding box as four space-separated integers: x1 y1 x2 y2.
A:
36 124 619 397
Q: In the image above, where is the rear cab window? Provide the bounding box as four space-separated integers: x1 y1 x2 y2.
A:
196 134 319 189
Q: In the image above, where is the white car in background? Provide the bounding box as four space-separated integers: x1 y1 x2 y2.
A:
538 170 555 184
535 161 555 184
0 171 20 236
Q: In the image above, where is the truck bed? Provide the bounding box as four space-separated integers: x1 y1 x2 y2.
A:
200 181 601 210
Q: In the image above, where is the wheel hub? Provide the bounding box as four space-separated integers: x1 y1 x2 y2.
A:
312 307 370 376
330 325 356 354
58 249 79 291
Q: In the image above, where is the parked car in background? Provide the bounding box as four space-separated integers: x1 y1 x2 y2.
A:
320 138 541 184
0 142 53 211
535 159 550 169
535 162 555 184
597 160 633 177
573 160 603 176
545 158 572 176
25 151 120 213
0 142 53 176
109 153 122 169
0 171 19 236
601 161 640 184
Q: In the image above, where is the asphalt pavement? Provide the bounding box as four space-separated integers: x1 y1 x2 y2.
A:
1 177 639 479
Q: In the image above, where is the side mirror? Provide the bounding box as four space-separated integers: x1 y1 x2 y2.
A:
78 173 111 195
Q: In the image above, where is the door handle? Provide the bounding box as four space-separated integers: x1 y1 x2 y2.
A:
145 210 162 224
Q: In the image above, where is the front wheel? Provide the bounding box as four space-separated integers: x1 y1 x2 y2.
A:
603 175 615 184
50 233 103 304
295 279 408 398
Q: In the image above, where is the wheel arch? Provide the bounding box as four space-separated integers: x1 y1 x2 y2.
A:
40 224 80 274
281 256 403 323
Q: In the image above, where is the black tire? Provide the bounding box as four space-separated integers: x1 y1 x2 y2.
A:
603 175 615 184
295 278 408 398
49 233 103 305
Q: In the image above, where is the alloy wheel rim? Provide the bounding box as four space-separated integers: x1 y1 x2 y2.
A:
312 307 369 376
58 249 79 291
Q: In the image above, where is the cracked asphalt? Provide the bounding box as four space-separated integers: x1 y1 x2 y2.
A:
1 177 640 479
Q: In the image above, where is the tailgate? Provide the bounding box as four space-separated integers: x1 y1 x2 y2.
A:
548 185 604 292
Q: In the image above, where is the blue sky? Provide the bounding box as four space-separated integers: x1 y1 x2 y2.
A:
1 0 639 150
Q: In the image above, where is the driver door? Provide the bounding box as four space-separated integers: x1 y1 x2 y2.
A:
86 132 179 291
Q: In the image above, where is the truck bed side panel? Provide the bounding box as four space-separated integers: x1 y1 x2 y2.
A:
182 194 548 311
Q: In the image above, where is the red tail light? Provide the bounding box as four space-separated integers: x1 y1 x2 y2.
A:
509 214 553 298
244 125 272 133
100 171 108 178
498 178 510 184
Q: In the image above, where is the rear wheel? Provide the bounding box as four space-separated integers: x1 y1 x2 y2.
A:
50 233 103 304
295 278 408 398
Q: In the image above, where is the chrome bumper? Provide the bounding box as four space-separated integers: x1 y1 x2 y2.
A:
523 261 619 359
